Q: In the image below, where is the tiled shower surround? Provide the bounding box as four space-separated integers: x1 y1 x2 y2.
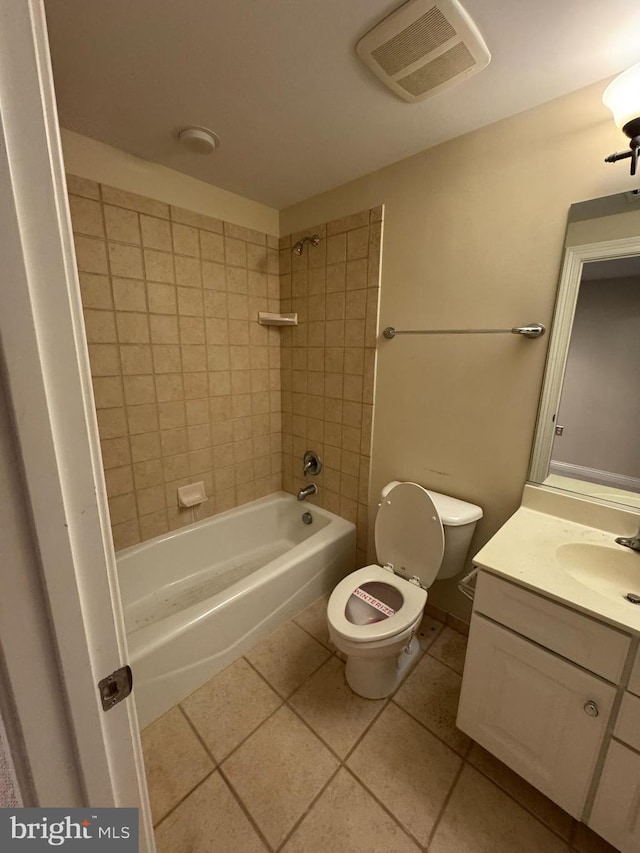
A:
280 209 382 566
68 175 381 553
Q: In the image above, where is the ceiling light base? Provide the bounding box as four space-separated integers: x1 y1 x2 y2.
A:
178 127 220 155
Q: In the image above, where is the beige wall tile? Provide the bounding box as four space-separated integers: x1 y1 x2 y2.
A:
224 221 266 246
175 255 202 288
177 287 203 316
105 464 134 497
92 376 124 409
74 235 108 274
97 407 127 438
102 185 169 219
74 183 284 550
147 283 177 314
113 278 146 312
183 372 208 399
327 210 369 235
171 206 223 233
140 214 172 251
108 492 137 525
202 260 226 289
127 403 159 435
111 519 140 550
104 205 140 244
153 345 182 374
139 509 169 541
120 344 153 375
101 436 131 469
200 232 225 263
108 243 144 279
66 174 99 200
155 374 184 402
84 309 117 343
130 432 162 463
158 400 186 430
144 249 175 283
79 273 112 310
116 312 150 343
133 459 164 490
69 195 104 238
172 222 200 257
123 375 156 406
224 237 247 268
150 314 180 345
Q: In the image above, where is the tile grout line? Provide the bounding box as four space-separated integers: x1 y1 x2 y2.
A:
151 767 217 831
243 639 333 702
273 764 342 853
341 763 430 851
177 704 274 852
425 758 466 849
216 764 274 853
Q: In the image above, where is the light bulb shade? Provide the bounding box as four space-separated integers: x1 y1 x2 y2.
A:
603 63 640 134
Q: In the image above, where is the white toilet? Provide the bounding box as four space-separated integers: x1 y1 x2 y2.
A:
327 480 482 699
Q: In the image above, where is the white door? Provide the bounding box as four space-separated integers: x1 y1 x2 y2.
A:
590 740 640 853
457 615 616 817
0 2 154 849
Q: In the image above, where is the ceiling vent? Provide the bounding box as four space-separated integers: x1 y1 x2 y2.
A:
356 0 490 103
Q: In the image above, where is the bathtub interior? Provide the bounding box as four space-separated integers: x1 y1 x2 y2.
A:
118 495 330 633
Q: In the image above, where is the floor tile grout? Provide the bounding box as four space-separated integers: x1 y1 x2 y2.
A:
151 766 217 830
145 600 597 853
217 763 274 853
273 765 342 852
425 757 466 849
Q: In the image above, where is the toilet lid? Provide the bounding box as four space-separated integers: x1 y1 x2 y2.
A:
375 481 444 588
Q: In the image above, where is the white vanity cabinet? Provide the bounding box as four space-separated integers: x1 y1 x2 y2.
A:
457 569 639 849
589 651 640 851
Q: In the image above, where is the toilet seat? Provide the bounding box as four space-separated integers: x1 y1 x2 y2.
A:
327 565 427 644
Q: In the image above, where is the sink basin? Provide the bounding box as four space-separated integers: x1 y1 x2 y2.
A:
556 543 640 604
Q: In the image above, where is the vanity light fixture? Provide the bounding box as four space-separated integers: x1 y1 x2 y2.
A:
603 63 640 176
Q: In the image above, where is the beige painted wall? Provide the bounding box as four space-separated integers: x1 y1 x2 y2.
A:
281 78 633 619
61 129 279 237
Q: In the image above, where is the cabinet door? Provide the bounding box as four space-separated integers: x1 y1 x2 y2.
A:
457 615 616 817
590 741 640 853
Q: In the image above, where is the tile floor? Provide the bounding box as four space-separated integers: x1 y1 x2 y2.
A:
141 596 619 853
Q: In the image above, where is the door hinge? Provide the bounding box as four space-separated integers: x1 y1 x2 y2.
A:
98 665 133 712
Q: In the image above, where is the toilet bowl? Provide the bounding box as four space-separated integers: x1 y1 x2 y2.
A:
327 481 482 699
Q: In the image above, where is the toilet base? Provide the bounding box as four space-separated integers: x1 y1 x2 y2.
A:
344 635 421 699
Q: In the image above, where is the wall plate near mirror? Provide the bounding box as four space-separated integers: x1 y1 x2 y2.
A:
530 190 640 510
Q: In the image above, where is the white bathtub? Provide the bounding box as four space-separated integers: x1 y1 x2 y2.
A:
117 492 356 729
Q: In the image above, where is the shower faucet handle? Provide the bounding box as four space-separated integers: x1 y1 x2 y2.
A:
303 450 322 476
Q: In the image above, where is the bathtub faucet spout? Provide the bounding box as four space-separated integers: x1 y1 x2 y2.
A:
297 484 318 501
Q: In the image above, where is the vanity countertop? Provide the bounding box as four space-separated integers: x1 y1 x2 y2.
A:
473 487 640 637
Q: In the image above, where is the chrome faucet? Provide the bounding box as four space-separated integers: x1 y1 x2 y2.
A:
297 484 317 501
616 523 640 552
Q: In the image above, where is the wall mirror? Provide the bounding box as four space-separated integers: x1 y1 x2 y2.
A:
529 190 640 509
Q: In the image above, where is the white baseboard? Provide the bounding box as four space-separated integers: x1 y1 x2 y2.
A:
549 460 640 494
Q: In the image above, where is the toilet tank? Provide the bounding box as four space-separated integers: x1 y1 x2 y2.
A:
427 489 483 579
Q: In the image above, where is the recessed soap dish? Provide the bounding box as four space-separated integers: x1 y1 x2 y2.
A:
177 482 207 507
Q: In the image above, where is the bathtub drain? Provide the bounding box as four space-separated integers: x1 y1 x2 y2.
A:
302 512 313 525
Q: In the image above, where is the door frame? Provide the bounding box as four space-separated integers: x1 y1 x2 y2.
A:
0 2 154 848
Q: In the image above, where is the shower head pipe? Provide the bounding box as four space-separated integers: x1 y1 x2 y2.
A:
292 235 321 255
